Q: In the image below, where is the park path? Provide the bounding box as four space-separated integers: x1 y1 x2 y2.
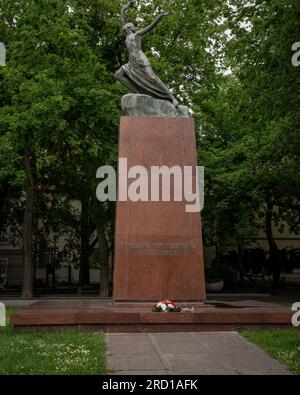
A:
106 332 292 375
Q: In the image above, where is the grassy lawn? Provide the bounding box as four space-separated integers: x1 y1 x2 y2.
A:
242 330 300 374
0 307 107 375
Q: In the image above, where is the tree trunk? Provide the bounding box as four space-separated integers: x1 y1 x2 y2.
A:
237 248 245 282
97 225 110 297
78 201 91 294
100 265 109 297
266 198 280 288
22 149 34 299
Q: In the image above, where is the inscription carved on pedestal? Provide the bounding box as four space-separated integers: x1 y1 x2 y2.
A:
119 242 196 257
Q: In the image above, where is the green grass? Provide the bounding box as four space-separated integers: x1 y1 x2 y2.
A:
241 330 300 374
0 307 107 375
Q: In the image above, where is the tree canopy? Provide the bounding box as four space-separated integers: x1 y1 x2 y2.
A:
0 0 299 295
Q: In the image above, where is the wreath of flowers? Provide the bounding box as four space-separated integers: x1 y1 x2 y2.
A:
152 299 182 313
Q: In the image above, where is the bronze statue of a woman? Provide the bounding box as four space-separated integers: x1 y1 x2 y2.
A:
115 0 179 107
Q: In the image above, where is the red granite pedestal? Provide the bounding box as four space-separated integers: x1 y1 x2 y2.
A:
113 116 206 302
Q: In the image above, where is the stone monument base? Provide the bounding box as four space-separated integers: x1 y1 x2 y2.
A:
11 300 293 333
121 94 190 117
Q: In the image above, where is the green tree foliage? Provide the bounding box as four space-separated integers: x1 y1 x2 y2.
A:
199 0 300 284
0 0 122 296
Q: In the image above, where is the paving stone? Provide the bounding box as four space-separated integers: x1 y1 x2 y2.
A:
107 333 151 344
114 370 170 375
106 332 292 375
173 370 237 375
200 341 264 354
150 332 196 342
163 352 229 372
190 332 248 345
218 351 289 372
108 342 156 356
236 369 293 376
108 354 165 372
152 341 208 355
150 332 207 354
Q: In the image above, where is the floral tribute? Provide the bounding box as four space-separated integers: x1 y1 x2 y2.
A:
152 300 182 313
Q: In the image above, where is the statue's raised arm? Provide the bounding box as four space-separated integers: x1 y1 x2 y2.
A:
137 12 169 36
120 0 135 26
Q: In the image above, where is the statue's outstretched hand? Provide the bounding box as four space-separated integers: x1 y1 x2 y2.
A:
124 0 135 11
159 12 169 18
136 9 169 35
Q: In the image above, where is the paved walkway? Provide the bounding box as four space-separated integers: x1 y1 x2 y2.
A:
107 332 292 375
